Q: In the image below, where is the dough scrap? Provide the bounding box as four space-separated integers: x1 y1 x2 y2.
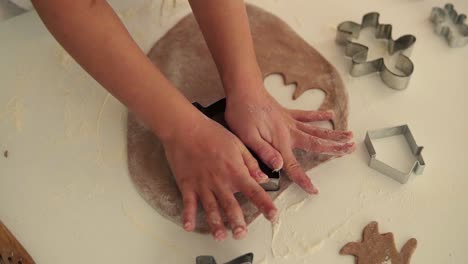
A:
127 4 349 233
340 221 417 264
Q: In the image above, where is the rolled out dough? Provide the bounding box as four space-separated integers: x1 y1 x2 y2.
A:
127 4 349 233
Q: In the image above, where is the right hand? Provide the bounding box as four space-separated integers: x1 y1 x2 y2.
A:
161 114 278 241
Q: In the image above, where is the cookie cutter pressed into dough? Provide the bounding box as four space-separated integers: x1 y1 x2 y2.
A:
364 125 425 184
193 98 281 191
430 3 468 48
336 12 416 90
196 253 253 264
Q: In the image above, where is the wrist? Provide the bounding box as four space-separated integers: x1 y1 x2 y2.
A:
154 104 208 145
223 73 265 100
222 67 265 99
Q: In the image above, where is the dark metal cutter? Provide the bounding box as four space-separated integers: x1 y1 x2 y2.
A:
193 98 281 191
196 253 254 264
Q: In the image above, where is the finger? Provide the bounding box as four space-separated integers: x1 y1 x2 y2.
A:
215 190 248 240
281 150 318 194
243 131 283 171
199 189 227 241
293 130 355 156
289 109 334 122
182 191 198 232
296 122 353 142
241 149 269 183
239 178 278 222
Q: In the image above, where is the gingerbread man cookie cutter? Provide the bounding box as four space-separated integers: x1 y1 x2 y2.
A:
430 3 468 48
336 12 416 90
365 125 425 184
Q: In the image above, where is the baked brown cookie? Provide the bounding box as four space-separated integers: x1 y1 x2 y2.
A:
340 222 417 264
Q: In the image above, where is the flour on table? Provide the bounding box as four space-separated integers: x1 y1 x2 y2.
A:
1 96 24 132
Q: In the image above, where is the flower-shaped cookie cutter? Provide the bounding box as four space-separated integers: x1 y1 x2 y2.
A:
364 125 425 184
430 3 468 48
336 12 416 90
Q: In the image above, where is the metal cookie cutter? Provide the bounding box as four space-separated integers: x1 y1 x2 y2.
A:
196 253 254 264
336 12 416 90
430 3 468 48
193 98 281 191
364 125 425 184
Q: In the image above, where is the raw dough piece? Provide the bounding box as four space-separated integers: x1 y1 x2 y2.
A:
127 4 349 233
340 221 417 264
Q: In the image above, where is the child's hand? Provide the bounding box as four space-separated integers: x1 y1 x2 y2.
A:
225 81 355 194
161 116 278 241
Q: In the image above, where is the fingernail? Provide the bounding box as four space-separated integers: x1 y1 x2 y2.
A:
266 209 278 221
346 142 356 152
307 185 319 195
184 221 193 231
271 157 283 171
214 230 226 241
233 227 246 239
257 171 269 182
311 185 319 194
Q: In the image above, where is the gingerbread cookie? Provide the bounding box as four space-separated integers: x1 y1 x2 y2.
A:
340 222 417 264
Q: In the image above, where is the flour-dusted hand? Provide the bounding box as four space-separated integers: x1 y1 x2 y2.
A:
161 115 278 241
225 82 355 194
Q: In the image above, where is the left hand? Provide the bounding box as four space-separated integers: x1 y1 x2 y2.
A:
224 80 355 194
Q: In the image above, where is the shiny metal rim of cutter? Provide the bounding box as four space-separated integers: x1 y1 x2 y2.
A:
336 12 416 90
196 253 253 264
430 3 468 48
364 125 425 184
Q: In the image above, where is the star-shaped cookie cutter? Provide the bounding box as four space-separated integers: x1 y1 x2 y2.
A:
364 125 425 184
336 12 416 90
430 3 468 48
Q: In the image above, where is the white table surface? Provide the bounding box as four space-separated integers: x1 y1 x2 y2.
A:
1 0 467 263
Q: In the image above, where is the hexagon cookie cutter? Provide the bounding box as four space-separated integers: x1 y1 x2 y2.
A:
364 125 425 184
430 3 468 48
336 12 416 90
